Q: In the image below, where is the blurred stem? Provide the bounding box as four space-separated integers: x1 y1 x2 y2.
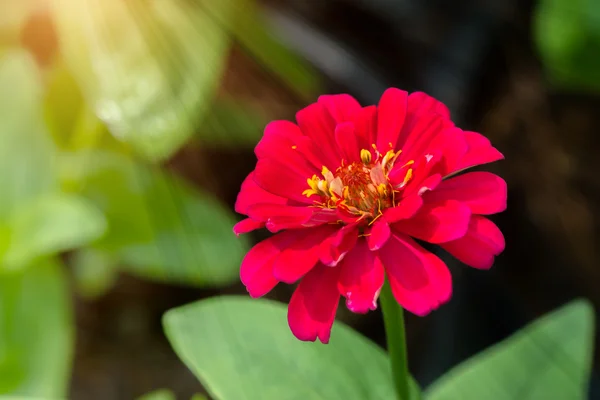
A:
380 280 410 400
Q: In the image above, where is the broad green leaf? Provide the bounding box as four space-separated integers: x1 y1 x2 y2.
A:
425 299 594 400
51 0 237 161
71 248 117 299
0 260 73 398
0 51 57 220
164 296 404 400
3 193 107 271
136 389 176 400
62 151 247 287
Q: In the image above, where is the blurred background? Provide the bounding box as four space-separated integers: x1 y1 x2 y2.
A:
1 0 600 398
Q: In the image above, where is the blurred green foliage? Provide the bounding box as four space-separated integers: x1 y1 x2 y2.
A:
0 0 322 396
164 297 594 400
535 0 600 92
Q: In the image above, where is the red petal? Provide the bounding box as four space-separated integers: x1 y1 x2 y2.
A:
254 158 316 204
457 131 504 170
233 218 264 236
338 240 385 313
367 219 391 250
335 122 360 163
240 231 299 297
383 195 424 223
428 127 468 176
399 114 445 165
353 105 377 149
272 225 337 283
376 88 408 150
441 215 505 269
318 94 362 123
397 91 451 147
392 199 471 243
378 234 452 316
320 224 358 266
296 102 341 169
287 264 341 343
425 172 507 215
255 120 303 159
235 172 287 216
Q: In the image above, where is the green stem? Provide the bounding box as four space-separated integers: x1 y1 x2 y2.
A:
380 280 410 400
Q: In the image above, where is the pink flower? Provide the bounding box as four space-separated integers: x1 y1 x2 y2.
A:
234 89 506 343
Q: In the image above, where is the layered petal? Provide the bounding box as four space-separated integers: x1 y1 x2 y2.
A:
320 224 359 266
296 102 340 169
233 218 264 236
392 199 471 243
456 131 504 170
288 264 341 343
273 225 338 283
441 215 505 269
240 230 300 297
376 88 408 150
338 240 385 313
335 122 360 163
352 105 377 149
253 158 317 204
425 172 507 215
378 234 452 316
367 219 391 250
235 172 287 216
397 91 451 147
318 94 362 123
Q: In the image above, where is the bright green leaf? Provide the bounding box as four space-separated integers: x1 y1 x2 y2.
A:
0 260 73 398
190 394 209 400
425 299 595 400
0 51 57 220
3 193 107 271
136 389 176 400
163 296 402 400
62 151 247 287
51 0 237 161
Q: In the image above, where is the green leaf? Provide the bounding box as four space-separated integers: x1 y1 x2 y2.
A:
62 151 247 287
51 0 237 161
136 389 176 400
190 394 209 400
0 51 57 220
0 260 73 398
3 194 107 271
163 296 401 400
424 299 595 400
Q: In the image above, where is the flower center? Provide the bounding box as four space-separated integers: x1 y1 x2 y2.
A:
303 146 414 221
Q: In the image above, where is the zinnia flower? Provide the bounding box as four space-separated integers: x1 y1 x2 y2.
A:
234 89 506 343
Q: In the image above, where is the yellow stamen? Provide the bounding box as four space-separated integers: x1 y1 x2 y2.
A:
291 145 297 149
360 149 372 164
402 169 413 186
